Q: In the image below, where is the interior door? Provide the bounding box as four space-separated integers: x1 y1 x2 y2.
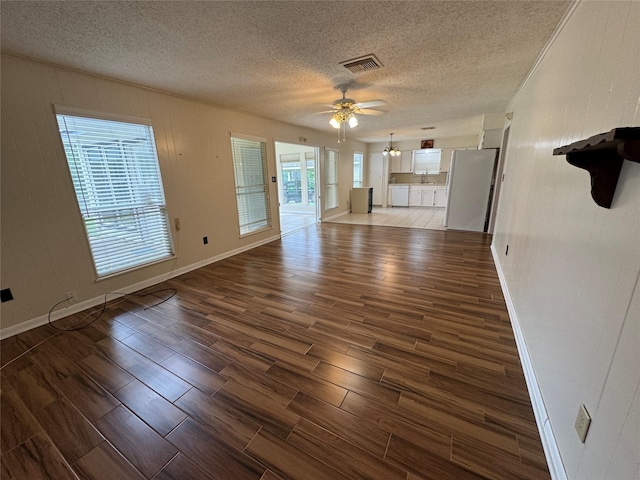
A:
368 153 383 205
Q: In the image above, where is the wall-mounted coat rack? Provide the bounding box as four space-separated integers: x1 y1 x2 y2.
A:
553 127 640 208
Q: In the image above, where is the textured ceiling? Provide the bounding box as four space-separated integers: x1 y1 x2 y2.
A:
1 1 570 143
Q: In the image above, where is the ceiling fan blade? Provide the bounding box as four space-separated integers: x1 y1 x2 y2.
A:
314 110 337 115
358 108 386 116
356 100 387 109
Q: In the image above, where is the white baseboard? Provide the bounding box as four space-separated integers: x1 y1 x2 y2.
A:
490 244 567 480
0 234 280 339
1 236 567 480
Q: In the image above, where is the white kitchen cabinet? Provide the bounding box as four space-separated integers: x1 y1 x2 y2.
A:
435 186 447 207
389 155 401 173
400 151 413 172
409 188 422 206
389 151 412 173
409 185 447 207
409 185 437 206
422 187 437 206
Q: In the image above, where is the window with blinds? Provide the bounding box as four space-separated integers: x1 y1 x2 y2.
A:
353 152 364 187
56 110 174 278
231 135 271 236
324 148 339 210
412 149 441 174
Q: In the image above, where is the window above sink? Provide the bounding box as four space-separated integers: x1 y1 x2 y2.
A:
412 149 441 174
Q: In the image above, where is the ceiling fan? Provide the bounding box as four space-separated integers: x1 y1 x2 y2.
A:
318 85 386 142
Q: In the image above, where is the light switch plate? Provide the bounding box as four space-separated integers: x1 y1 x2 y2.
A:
575 404 591 443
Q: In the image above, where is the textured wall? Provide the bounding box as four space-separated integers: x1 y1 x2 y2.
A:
492 2 639 478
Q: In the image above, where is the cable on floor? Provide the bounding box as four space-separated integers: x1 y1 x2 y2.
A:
47 288 177 332
0 287 177 371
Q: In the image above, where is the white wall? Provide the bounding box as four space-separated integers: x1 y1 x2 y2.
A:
492 1 640 478
0 54 366 335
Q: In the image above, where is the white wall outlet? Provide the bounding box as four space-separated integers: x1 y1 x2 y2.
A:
575 403 591 443
66 291 77 304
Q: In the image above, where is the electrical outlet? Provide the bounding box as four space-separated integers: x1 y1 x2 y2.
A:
174 217 181 231
1 288 13 303
575 404 591 443
66 291 77 304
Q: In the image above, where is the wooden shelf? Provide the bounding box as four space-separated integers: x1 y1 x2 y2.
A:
553 127 640 208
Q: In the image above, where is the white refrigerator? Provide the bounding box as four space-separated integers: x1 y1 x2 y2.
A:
444 149 497 232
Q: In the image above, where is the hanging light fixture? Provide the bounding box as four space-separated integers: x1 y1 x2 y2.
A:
330 108 358 143
328 85 361 143
382 133 401 156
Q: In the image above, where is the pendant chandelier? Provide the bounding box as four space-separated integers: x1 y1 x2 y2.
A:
382 133 400 156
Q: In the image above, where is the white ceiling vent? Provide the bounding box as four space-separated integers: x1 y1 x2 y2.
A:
340 54 383 73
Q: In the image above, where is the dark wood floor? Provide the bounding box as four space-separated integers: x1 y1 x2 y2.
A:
1 223 550 480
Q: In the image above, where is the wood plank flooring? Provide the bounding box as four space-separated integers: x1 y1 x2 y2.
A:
0 223 550 480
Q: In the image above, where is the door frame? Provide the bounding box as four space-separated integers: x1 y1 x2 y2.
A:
274 141 320 234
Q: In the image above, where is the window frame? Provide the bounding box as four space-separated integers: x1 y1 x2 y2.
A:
54 105 174 280
230 133 272 237
353 151 364 187
323 147 339 211
412 149 442 174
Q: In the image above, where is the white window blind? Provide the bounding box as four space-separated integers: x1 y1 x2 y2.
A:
324 148 339 210
412 149 441 174
231 135 271 235
353 152 363 187
56 112 174 278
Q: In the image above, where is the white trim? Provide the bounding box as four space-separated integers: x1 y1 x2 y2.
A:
230 131 268 143
53 103 153 126
490 244 567 480
0 234 280 340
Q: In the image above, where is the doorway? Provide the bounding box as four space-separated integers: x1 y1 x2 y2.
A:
368 152 385 206
275 142 319 235
487 124 510 233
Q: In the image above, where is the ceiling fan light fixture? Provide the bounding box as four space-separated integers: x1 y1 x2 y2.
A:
382 133 401 156
328 107 358 142
324 84 383 143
